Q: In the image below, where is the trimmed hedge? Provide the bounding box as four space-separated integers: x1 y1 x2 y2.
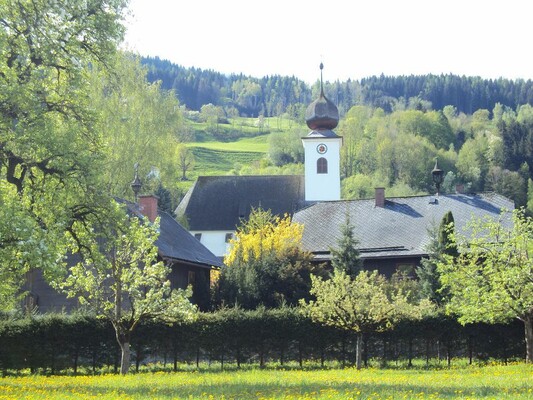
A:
0 309 524 374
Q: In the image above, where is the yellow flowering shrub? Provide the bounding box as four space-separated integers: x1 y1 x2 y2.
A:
224 210 304 266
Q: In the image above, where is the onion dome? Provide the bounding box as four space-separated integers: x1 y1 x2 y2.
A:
305 63 339 130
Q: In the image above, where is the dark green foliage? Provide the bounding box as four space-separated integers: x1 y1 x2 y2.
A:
0 314 115 374
154 184 174 216
417 211 456 305
500 119 533 174
439 211 458 258
216 249 325 310
0 311 525 373
330 215 362 277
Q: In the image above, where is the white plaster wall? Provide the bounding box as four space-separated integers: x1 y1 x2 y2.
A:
303 137 342 201
190 230 234 258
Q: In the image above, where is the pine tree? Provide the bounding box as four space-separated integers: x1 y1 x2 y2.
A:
416 211 456 304
330 214 362 277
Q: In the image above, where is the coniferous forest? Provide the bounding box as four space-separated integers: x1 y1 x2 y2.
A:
142 56 533 117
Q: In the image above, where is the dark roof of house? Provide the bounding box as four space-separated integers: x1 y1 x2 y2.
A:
176 175 306 231
124 201 222 268
293 192 514 260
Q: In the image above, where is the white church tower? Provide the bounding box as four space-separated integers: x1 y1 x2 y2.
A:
302 63 342 201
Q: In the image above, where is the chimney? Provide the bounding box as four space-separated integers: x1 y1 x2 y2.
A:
375 187 385 207
138 194 159 223
455 184 464 194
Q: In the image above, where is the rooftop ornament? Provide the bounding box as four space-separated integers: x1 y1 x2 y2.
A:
131 162 142 202
431 158 444 196
305 63 339 131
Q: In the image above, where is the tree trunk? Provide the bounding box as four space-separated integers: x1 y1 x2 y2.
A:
355 332 363 370
363 335 369 368
524 314 533 363
425 338 430 366
468 335 473 365
407 338 413 368
119 340 131 375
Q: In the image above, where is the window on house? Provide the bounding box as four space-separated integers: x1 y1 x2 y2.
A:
317 157 328 174
225 233 233 243
188 271 196 286
194 233 202 241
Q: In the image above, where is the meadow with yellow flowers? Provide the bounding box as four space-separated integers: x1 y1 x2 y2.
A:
0 363 531 399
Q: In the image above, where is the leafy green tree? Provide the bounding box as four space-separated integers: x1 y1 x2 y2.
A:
268 128 305 166
217 208 325 309
486 166 527 207
338 105 374 177
57 202 196 374
302 270 433 369
456 136 490 191
330 215 362 276
438 208 533 362
527 179 533 216
87 53 184 199
232 79 263 117
176 144 195 181
0 0 127 309
342 174 375 199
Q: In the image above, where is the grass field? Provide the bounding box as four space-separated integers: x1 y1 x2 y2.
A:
0 363 531 399
188 135 269 153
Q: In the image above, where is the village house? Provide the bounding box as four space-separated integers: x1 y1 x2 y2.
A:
176 65 514 271
24 192 222 313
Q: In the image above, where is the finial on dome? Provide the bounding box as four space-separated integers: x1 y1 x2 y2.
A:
320 62 324 95
305 63 339 131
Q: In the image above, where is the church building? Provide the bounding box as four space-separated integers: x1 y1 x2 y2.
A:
176 65 513 273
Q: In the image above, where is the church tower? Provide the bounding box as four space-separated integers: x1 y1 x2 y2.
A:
302 64 342 201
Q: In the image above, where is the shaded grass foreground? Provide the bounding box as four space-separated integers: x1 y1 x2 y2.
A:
0 364 531 399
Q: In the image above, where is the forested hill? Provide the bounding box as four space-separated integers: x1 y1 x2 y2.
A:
141 56 533 117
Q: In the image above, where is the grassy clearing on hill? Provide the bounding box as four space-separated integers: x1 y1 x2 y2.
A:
189 147 265 176
0 363 530 399
187 135 269 153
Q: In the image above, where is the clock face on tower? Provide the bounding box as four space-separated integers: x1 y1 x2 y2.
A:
317 143 328 154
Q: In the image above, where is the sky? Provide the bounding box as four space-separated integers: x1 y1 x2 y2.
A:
123 0 533 85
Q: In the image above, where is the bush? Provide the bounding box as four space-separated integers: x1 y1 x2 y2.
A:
0 310 525 374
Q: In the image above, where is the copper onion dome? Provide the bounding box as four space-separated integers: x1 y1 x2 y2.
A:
305 63 339 131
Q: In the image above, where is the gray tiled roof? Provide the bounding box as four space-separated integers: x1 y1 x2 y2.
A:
303 129 341 139
156 211 223 268
176 175 306 231
123 200 222 268
293 193 514 259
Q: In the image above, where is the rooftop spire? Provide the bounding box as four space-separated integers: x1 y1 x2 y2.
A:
320 62 324 96
431 158 444 196
131 162 142 202
305 63 339 131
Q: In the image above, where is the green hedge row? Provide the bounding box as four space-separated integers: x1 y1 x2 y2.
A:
0 309 524 374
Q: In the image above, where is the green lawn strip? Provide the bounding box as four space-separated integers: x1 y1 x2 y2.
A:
187 135 269 153
0 364 530 399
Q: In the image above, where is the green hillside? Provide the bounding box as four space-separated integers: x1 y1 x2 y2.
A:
182 116 302 179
